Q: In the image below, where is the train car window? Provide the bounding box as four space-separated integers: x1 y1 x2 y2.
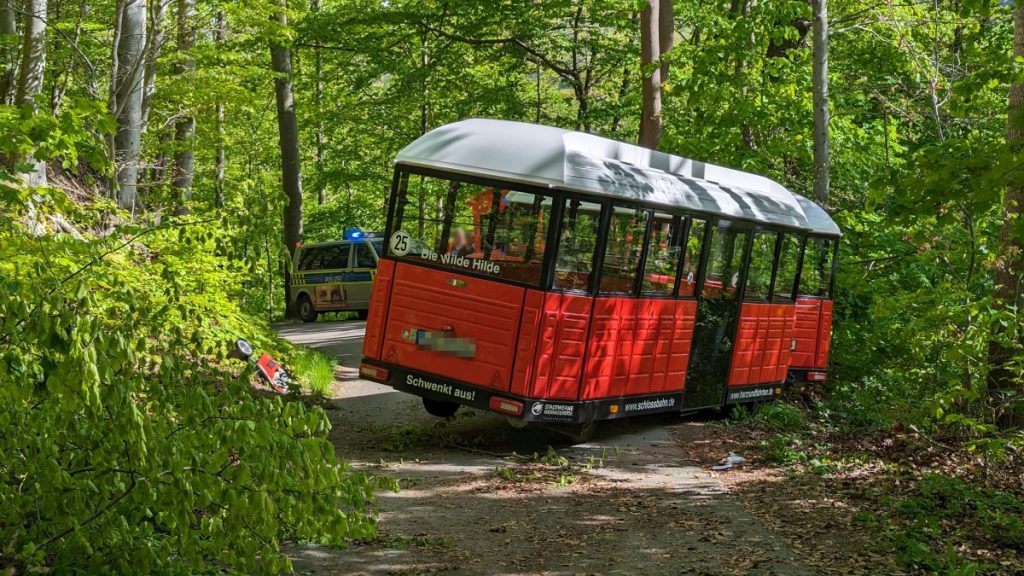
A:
388 174 553 286
641 213 683 296
745 232 777 301
553 199 602 292
600 206 649 294
703 224 748 301
772 233 801 302
680 219 706 297
800 237 835 297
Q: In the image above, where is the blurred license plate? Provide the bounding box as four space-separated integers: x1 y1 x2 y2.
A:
414 330 476 358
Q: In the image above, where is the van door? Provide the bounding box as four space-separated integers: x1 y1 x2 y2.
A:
347 241 378 310
683 222 751 409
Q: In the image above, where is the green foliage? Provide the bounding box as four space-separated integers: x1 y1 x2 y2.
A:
862 473 1024 572
0 120 392 572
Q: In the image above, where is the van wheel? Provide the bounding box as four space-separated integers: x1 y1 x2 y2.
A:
422 397 460 418
297 295 318 323
356 310 369 320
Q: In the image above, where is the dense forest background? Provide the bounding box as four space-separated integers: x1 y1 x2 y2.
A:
2 0 1024 572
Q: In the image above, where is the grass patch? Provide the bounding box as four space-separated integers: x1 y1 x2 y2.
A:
292 348 336 397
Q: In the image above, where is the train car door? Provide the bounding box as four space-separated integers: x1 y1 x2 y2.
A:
682 221 751 409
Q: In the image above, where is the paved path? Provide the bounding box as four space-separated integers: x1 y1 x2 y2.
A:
278 320 813 576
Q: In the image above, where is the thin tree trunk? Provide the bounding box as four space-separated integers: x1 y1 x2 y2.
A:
15 0 46 186
658 0 672 90
988 0 1024 429
49 0 87 114
811 0 830 205
15 0 45 108
312 0 325 205
638 0 662 149
113 0 147 211
214 9 225 207
0 0 16 105
171 0 194 213
271 4 303 318
140 0 165 135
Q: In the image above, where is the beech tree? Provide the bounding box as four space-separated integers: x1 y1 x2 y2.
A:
271 2 303 317
112 0 147 211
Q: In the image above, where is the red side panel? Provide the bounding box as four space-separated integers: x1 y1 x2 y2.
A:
815 299 833 368
362 258 396 360
530 293 592 400
791 297 822 368
381 264 524 391
510 289 545 397
791 297 833 369
729 303 796 386
583 298 638 399
582 298 697 400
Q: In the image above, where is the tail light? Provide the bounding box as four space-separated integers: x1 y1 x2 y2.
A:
489 396 524 416
359 363 389 382
807 371 827 382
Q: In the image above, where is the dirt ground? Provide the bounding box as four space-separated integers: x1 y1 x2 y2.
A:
277 320 890 576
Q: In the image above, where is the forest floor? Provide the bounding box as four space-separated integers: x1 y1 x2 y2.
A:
277 319 1014 575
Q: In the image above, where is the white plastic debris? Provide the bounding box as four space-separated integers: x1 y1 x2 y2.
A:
711 452 746 470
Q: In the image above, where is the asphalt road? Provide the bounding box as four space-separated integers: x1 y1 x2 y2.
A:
277 319 812 576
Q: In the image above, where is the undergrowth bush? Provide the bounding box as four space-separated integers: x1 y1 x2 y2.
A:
0 162 393 571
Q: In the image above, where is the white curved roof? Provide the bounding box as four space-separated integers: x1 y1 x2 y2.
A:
395 118 841 237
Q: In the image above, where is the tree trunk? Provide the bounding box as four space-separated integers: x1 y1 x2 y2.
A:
638 0 662 149
988 0 1024 429
0 0 19 105
214 9 225 207
312 0 325 205
271 5 303 318
112 0 147 212
172 0 195 213
658 0 672 89
15 0 46 186
811 0 830 205
140 0 165 136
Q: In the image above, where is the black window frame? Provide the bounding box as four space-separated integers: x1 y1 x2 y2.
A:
383 165 837 299
384 165 563 290
743 229 780 303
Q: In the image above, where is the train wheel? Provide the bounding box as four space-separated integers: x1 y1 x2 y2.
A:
506 417 529 430
297 295 318 323
422 397 459 418
565 420 597 444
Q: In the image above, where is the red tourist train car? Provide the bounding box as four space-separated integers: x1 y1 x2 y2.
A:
360 119 839 441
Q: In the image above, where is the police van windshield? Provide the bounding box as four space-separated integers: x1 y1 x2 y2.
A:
388 174 552 286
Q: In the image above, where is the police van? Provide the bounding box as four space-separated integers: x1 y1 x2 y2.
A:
291 230 383 322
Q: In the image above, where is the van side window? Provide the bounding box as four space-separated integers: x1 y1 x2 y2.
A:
355 243 377 268
298 247 324 271
600 206 648 294
321 245 351 270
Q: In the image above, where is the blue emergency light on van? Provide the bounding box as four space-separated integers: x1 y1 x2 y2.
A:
344 228 364 240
